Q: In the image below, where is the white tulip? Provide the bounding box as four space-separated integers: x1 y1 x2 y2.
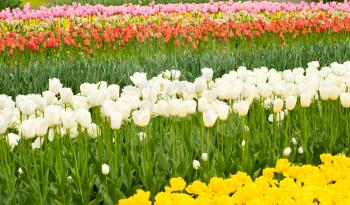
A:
48 128 55 142
236 101 250 117
32 137 44 150
273 98 284 113
34 117 48 137
138 132 146 141
283 147 292 156
300 93 313 108
185 100 197 114
61 110 76 130
60 88 74 105
192 160 200 170
44 105 61 127
75 109 91 129
130 72 147 87
298 146 304 154
7 133 20 149
110 112 122 130
17 97 36 116
201 153 208 161
107 84 120 100
285 96 297 111
87 123 98 138
72 96 88 110
307 61 320 69
132 110 150 127
0 118 8 135
194 77 207 93
213 102 229 120
201 68 214 82
42 91 58 105
49 78 63 94
203 110 218 128
80 83 96 96
116 100 131 120
21 119 36 139
319 86 330 100
87 89 106 107
340 93 350 108
329 85 340 101
101 163 110 175
292 137 298 145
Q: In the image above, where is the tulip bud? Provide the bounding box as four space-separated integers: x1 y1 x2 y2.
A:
32 137 44 150
298 146 304 154
201 153 208 161
192 160 200 170
101 163 110 175
283 147 292 156
291 137 298 145
203 110 218 128
48 128 55 142
132 110 151 127
138 132 147 141
87 123 98 138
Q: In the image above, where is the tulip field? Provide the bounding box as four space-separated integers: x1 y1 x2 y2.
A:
1 1 350 204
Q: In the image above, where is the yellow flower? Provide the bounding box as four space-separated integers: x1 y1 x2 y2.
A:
165 177 186 193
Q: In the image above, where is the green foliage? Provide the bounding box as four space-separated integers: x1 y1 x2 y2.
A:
1 39 350 97
0 0 22 10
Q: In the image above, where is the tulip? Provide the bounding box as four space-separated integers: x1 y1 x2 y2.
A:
213 102 230 120
7 133 20 149
88 123 98 138
130 72 147 87
273 98 284 113
0 118 8 135
21 119 36 139
285 96 297 111
201 68 214 82
138 132 147 141
34 117 49 137
76 109 91 129
61 110 76 130
192 160 200 170
300 93 312 108
283 147 292 156
60 88 74 105
42 91 58 105
292 137 298 145
49 78 63 94
236 101 250 117
107 84 120 100
101 163 110 175
44 105 61 127
340 93 350 108
201 153 208 161
110 112 122 130
132 110 151 127
87 89 106 107
48 128 55 142
298 146 304 154
203 110 218 128
32 137 44 150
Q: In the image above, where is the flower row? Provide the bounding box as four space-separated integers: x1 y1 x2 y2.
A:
1 12 350 56
118 154 350 205
2 1 350 20
1 60 350 148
